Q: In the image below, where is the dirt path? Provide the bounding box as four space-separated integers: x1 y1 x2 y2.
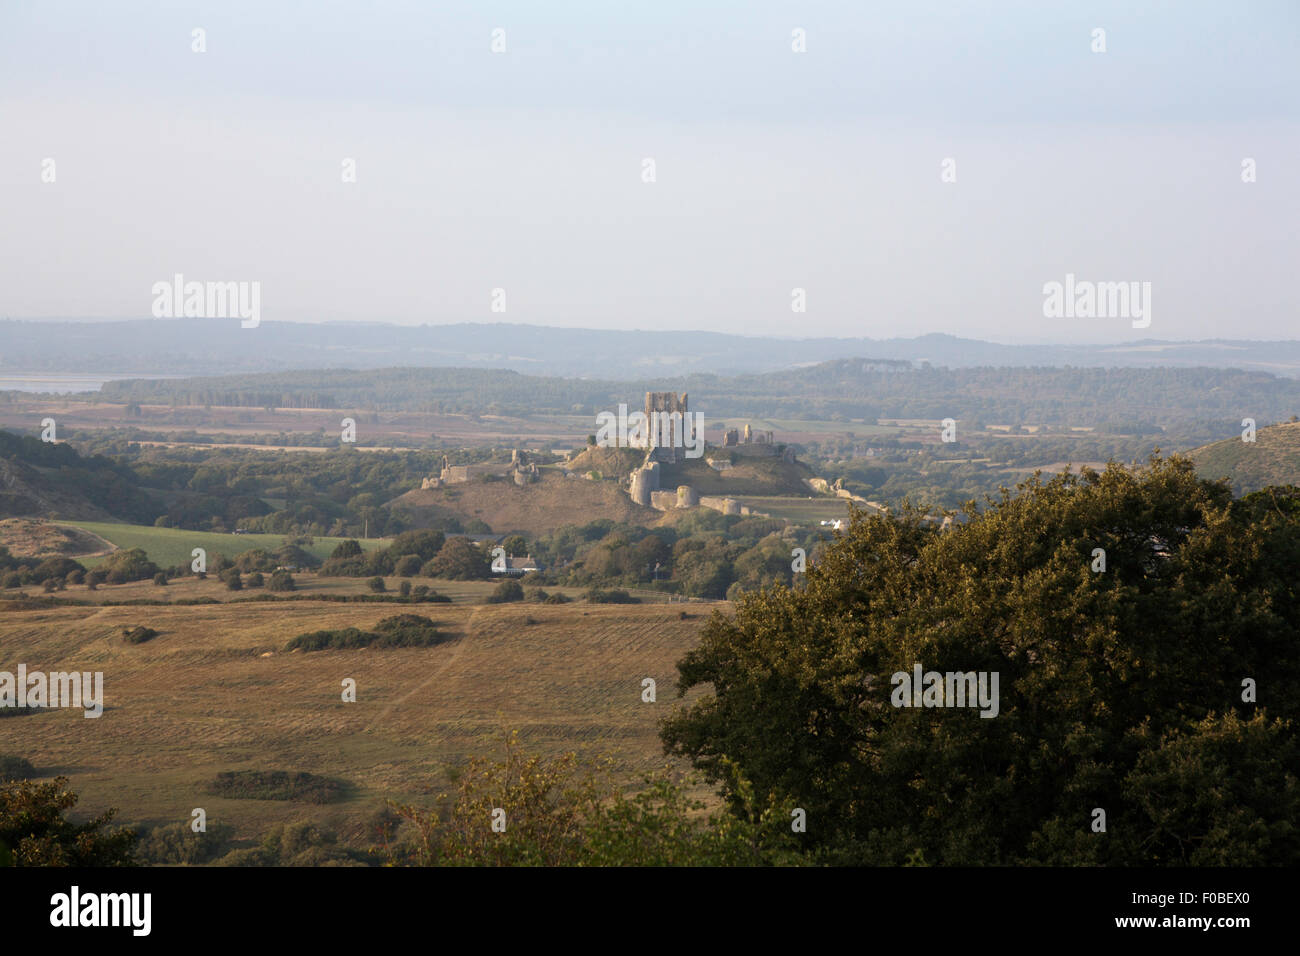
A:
363 607 480 731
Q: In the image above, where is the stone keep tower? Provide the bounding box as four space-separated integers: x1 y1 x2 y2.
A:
643 391 691 463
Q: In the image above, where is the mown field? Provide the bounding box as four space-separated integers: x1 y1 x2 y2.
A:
55 521 389 568
0 597 716 849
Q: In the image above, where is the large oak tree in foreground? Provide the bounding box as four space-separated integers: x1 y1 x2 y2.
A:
662 456 1300 865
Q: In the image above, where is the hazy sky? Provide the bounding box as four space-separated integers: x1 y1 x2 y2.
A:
1 0 1297 344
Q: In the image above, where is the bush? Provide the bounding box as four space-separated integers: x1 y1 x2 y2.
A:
122 625 160 644
1 572 20 589
207 770 347 804
0 755 36 781
286 615 449 652
153 572 168 586
394 554 423 577
33 557 85 583
330 540 363 560
486 579 525 603
0 776 137 865
211 821 359 867
230 549 275 573
99 547 159 584
268 570 296 592
246 571 264 588
584 588 638 604
223 570 243 591
423 538 492 580
136 821 234 865
399 580 412 598
368 576 386 593
543 592 572 604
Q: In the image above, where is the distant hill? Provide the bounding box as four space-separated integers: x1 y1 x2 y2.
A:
7 318 1300 379
40 360 1300 432
1190 420 1300 493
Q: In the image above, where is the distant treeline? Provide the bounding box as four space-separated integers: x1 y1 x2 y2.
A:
78 361 1300 428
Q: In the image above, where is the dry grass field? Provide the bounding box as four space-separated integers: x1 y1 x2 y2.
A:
0 595 718 849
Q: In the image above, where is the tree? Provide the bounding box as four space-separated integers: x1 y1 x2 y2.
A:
268 570 296 592
330 539 363 560
393 555 423 577
368 576 386 593
502 535 528 558
0 776 137 866
424 538 492 581
661 457 1300 865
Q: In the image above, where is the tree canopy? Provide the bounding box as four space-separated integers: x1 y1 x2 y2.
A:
661 456 1300 865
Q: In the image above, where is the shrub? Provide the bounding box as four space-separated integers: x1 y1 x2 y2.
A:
331 540 363 560
122 625 160 644
268 570 296 592
211 821 359 867
0 705 49 719
99 547 159 584
286 615 449 652
233 549 276 573
223 570 243 591
153 572 168 586
0 755 36 780
136 821 234 865
486 579 525 603
368 576 386 593
246 571 264 588
206 770 347 804
399 580 412 598
33 557 85 583
584 588 638 604
0 776 137 865
424 538 492 580
394 554 423 577
543 592 572 604
2 572 20 589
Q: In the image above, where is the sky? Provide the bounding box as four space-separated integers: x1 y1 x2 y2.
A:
1 0 1297 344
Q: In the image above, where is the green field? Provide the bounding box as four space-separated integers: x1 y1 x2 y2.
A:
56 520 389 568
736 495 854 523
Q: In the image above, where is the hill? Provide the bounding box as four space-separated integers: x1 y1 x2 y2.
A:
0 431 157 522
389 471 656 536
1190 419 1300 493
9 318 1300 378
0 517 114 559
54 520 388 569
